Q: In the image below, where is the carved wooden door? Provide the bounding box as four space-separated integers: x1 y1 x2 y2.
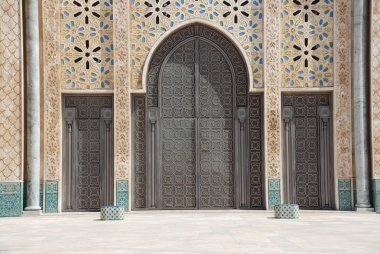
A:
282 94 333 209
63 96 114 211
132 24 265 210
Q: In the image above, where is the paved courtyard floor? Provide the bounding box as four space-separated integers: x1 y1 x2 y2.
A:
0 211 379 254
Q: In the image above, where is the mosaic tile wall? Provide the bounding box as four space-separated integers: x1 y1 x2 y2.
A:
338 179 353 211
373 180 380 213
268 179 281 210
116 180 129 211
44 181 59 213
130 0 264 89
60 0 114 90
372 0 380 179
0 0 22 181
281 0 334 87
0 182 23 217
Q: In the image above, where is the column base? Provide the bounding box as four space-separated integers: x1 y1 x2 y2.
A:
23 210 42 217
24 206 41 211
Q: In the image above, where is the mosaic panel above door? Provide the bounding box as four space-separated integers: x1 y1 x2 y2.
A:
130 0 264 89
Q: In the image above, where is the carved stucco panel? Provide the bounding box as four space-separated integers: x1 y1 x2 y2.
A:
334 0 352 178
372 0 380 178
0 0 22 181
114 0 130 180
264 0 281 179
42 0 61 180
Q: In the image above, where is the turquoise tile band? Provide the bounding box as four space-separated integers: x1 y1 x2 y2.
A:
268 179 281 210
0 182 22 217
116 180 129 211
338 179 353 211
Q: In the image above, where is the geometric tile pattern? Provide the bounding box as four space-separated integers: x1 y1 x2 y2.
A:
281 0 334 87
130 0 264 89
100 206 124 220
60 0 114 89
372 1 380 178
338 179 353 211
116 180 129 211
0 0 22 181
0 182 22 217
274 204 299 219
373 180 380 213
44 181 58 213
268 179 281 210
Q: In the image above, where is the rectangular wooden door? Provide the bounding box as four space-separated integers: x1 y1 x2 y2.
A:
63 96 114 212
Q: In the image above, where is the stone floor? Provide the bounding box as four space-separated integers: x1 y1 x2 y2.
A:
0 211 379 254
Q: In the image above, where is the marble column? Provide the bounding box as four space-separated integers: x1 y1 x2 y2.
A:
353 0 371 209
24 0 41 211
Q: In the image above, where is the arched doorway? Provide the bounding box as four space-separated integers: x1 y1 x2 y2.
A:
132 24 264 210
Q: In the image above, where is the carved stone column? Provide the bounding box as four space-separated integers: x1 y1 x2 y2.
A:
353 0 371 209
24 0 41 211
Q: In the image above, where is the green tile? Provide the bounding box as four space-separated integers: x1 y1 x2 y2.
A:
0 182 23 217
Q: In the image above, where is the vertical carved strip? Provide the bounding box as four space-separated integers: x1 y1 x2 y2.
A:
133 96 146 208
249 95 264 209
42 0 61 181
264 0 282 208
63 108 76 210
282 106 294 204
319 106 332 208
335 0 352 178
101 108 113 206
237 108 247 207
114 0 130 181
148 109 158 208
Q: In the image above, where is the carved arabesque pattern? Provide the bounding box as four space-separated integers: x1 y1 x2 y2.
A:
283 94 330 209
334 0 352 178
264 0 281 179
65 96 112 210
199 41 234 208
249 95 264 208
0 0 22 181
372 1 380 178
133 96 146 208
43 0 61 180
161 119 197 208
161 40 195 118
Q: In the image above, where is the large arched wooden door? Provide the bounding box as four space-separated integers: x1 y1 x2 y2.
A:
132 24 264 210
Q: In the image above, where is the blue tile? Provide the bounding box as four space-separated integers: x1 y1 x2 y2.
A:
338 179 353 211
44 181 58 213
0 182 23 217
116 180 129 211
268 179 281 210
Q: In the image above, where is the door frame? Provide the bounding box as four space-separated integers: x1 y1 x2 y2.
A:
281 92 335 210
61 94 115 212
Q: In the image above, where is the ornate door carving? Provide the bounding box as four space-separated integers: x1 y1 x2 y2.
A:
63 96 114 211
132 24 264 210
282 94 333 209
